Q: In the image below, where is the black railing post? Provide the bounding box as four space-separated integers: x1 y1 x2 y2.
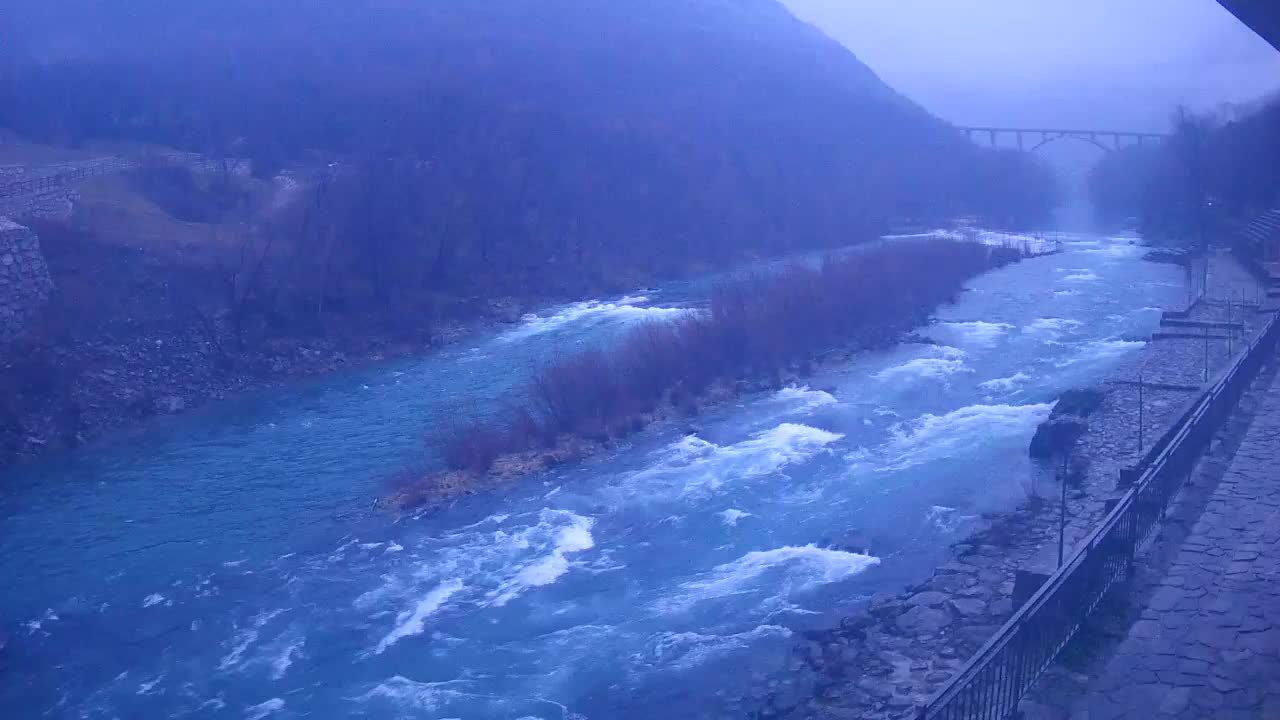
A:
1138 374 1145 454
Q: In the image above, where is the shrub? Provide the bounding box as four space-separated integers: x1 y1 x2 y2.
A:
434 420 509 474
531 350 622 435
430 236 1015 473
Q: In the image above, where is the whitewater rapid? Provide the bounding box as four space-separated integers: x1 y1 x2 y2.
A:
0 232 1185 719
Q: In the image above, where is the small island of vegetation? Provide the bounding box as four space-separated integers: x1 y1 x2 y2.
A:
391 236 1034 508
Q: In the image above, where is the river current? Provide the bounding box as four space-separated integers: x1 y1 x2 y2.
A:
0 232 1183 719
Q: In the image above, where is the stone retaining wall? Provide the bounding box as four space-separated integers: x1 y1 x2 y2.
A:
0 190 78 221
0 217 53 346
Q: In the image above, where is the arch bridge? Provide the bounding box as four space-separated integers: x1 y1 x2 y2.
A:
957 127 1169 153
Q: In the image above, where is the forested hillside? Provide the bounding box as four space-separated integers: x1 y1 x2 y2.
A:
0 0 1059 463
1089 99 1280 244
2 0 1055 300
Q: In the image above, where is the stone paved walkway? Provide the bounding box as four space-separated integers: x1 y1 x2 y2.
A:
1025 361 1280 719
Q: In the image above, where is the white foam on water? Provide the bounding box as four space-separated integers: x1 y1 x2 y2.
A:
354 574 403 610
245 698 284 720
142 593 167 608
487 514 595 607
926 505 961 533
24 608 58 634
269 635 305 680
363 509 599 654
718 509 753 527
1064 271 1099 282
629 424 844 497
882 403 1054 471
1076 240 1141 258
974 229 1059 254
1026 318 1083 335
875 349 970 384
882 229 964 242
1054 289 1080 297
843 445 875 472
220 630 260 671
497 295 692 343
136 674 164 696
635 625 792 670
386 542 405 553
355 676 472 712
219 609 285 671
940 321 1013 348
662 545 879 612
771 385 837 411
1058 338 1146 367
978 372 1032 393
885 228 1052 254
375 579 465 655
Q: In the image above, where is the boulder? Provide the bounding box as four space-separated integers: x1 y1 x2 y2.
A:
904 590 950 608
1054 388 1105 417
948 598 987 618
1028 416 1088 459
896 605 951 634
1028 387 1105 459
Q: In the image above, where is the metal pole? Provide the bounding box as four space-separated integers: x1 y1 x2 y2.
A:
1059 454 1068 568
1138 374 1144 454
1204 325 1210 383
1228 295 1234 357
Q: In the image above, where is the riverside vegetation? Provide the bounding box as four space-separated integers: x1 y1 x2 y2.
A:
1089 99 1280 250
0 0 1060 468
394 237 1029 507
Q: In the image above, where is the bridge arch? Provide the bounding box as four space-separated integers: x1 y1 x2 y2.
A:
958 127 1168 154
1027 133 1114 153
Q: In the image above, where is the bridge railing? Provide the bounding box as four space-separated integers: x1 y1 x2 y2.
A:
917 309 1280 720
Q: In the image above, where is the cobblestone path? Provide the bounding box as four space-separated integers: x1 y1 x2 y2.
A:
1025 361 1280 719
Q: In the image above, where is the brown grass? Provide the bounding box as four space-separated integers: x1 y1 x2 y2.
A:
416 237 1027 487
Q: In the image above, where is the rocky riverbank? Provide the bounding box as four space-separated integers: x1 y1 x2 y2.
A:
0 223 562 469
0 302 542 470
752 250 1267 720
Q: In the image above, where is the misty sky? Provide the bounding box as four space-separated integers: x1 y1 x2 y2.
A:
782 0 1280 132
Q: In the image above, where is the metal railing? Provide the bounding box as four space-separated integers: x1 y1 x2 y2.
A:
918 310 1280 720
0 159 126 199
0 153 242 202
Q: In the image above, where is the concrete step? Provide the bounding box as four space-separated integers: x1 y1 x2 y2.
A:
1160 318 1245 331
1152 332 1232 341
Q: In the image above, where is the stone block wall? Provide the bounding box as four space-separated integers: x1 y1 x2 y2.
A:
0 217 53 346
0 191 78 222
